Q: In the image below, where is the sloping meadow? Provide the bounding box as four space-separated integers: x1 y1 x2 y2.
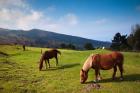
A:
0 45 140 93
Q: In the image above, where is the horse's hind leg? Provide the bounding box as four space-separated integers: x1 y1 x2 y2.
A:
45 60 48 69
118 64 123 80
55 56 58 66
94 68 99 82
112 65 117 80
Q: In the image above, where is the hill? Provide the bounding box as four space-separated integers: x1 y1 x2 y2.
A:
0 28 111 49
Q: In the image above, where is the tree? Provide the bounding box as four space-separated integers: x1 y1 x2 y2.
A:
112 33 122 44
111 32 129 50
119 35 130 50
60 43 67 48
60 43 76 50
127 24 140 50
84 43 94 50
127 34 134 49
110 32 121 50
67 43 76 49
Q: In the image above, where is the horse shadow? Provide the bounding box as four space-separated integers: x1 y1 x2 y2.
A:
42 63 80 71
59 63 80 69
85 74 140 84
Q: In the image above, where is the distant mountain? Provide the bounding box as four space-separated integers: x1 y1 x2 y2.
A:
0 28 111 49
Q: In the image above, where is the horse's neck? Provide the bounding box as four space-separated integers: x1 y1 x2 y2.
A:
82 55 93 71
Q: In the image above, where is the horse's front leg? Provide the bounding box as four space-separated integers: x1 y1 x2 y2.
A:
47 59 50 68
97 71 102 80
112 65 117 80
94 68 99 82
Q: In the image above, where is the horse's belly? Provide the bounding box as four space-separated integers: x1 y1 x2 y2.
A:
100 61 114 70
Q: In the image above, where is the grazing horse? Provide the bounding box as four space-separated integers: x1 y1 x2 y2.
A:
39 49 61 71
80 52 124 83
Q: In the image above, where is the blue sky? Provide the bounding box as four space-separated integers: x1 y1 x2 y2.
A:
0 0 140 41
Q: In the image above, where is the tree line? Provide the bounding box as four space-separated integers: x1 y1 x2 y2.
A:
60 43 95 50
111 24 140 51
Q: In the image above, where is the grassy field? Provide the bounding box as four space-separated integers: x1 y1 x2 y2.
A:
0 45 140 93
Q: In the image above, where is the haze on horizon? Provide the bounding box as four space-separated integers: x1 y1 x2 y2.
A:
0 0 140 41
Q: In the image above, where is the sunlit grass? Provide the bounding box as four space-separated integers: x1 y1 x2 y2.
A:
0 45 140 93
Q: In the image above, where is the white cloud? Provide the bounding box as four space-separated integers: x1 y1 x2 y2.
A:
16 10 43 29
0 8 43 30
0 0 28 9
0 0 32 29
0 0 78 31
37 13 78 32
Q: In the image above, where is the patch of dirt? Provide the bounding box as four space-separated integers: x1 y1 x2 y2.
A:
82 83 101 92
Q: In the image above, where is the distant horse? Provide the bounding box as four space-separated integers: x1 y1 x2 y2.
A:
80 52 124 83
39 49 61 71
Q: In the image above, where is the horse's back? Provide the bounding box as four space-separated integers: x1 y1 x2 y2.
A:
44 49 59 59
99 52 123 70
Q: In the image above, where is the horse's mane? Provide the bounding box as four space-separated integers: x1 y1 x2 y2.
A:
82 54 94 71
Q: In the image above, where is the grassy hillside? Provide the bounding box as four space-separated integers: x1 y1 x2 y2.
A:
0 45 140 93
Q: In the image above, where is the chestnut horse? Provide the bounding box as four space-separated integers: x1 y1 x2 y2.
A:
80 52 124 83
39 49 61 71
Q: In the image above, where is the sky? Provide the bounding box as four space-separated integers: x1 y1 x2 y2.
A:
0 0 140 41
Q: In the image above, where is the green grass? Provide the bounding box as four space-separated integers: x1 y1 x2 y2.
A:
0 45 140 93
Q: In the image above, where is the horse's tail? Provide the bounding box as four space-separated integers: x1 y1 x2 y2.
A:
112 52 124 72
56 50 61 55
120 53 124 72
116 52 124 72
39 53 45 71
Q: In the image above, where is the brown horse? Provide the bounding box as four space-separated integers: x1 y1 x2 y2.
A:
80 52 124 83
39 49 61 71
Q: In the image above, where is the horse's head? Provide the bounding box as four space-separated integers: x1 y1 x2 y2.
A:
80 69 88 84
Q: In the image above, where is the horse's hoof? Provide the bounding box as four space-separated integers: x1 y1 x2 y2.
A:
97 77 102 81
93 80 98 83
